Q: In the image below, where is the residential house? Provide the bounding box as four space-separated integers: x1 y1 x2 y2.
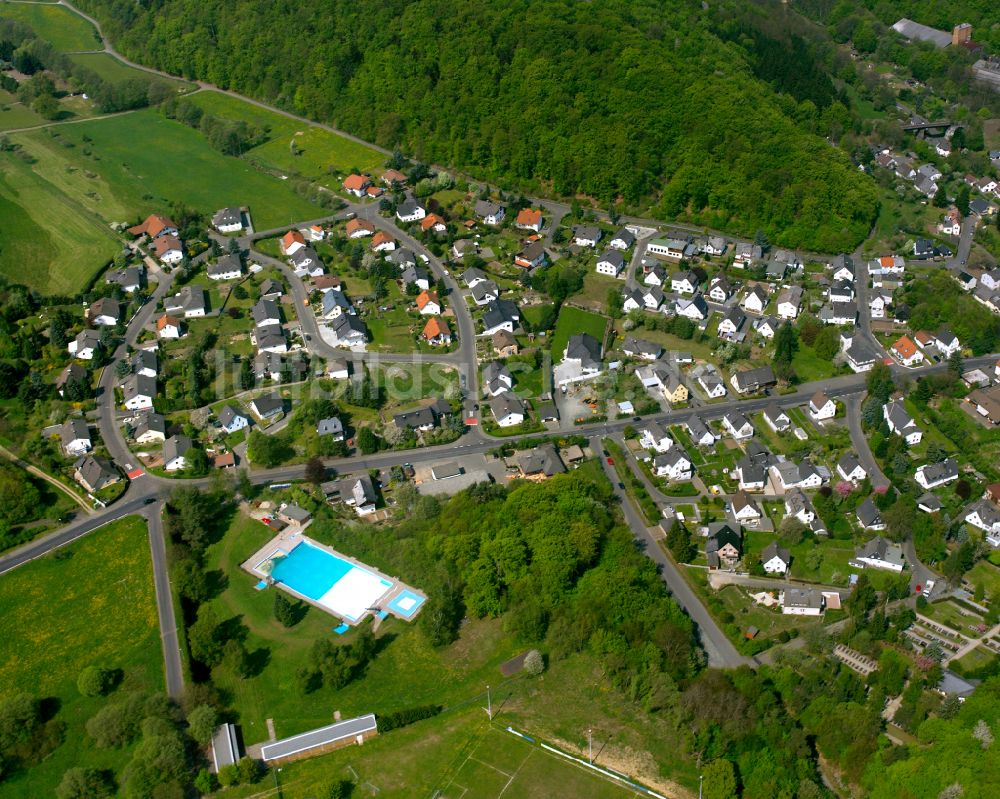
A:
691 364 725 398
639 421 673 454
60 418 92 457
918 493 943 514
939 208 962 236
730 366 776 395
763 404 791 433
868 255 906 277
338 475 378 515
781 588 824 616
490 392 526 427
371 231 396 252
250 394 284 421
163 435 194 472
492 329 518 357
966 386 1000 426
622 287 644 313
207 254 243 281
856 499 887 532
785 488 816 526
671 271 700 294
809 391 836 421
572 226 603 248
218 405 249 434
88 297 121 327
482 361 514 397
133 412 166 444
685 415 717 447
393 406 438 432
831 254 855 283
342 174 371 197
622 336 663 361
517 444 566 479
401 264 432 292
964 499 1000 546
642 286 665 310
415 290 441 315
819 302 857 326
836 453 867 484
884 399 922 444
733 243 763 269
122 374 156 411
722 411 754 440
854 535 904 571
562 333 603 376
346 218 376 239
73 455 120 493
259 278 283 300
212 208 243 233
396 196 426 223
514 241 547 269
420 214 447 234
662 374 688 405
422 317 452 346
474 200 505 226
707 276 733 303
703 236 727 256
289 247 324 278
316 417 344 441
156 315 182 339
278 504 312 526
829 279 855 304
761 541 791 575
936 329 960 356
596 250 625 277
644 264 667 287
609 229 635 250
128 213 177 240
153 235 183 264
326 357 350 380
647 237 691 262
870 293 891 319
55 363 88 397
771 458 823 491
515 208 543 232
252 299 282 327
915 458 959 489
732 491 763 526
68 329 103 360
165 286 207 318
718 306 747 339
741 285 768 314
675 294 708 320
754 316 778 340
735 442 773 490
481 299 520 336
841 333 880 372
653 450 693 481
105 266 143 294
705 524 742 569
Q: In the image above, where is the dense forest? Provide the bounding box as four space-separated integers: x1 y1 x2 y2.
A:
74 0 878 251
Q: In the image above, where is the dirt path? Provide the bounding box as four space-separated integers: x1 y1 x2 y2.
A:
0 443 94 514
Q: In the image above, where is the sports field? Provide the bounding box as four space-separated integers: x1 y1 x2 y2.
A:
187 90 385 181
550 305 608 359
1 110 323 292
0 2 100 52
0 515 162 798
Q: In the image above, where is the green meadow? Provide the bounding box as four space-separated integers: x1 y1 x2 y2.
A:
0 2 100 52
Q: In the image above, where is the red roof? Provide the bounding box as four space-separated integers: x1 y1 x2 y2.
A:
281 230 306 251
892 336 918 359
153 235 182 257
156 314 180 331
343 174 370 191
421 213 445 232
516 208 542 227
422 317 450 341
128 213 176 238
346 218 375 236
371 231 394 248
415 290 439 311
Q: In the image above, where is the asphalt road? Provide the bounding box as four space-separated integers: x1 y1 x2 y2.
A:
144 504 185 697
593 436 751 669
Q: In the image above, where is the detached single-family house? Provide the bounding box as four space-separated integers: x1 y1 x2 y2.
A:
69 329 103 360
836 453 867 484
105 266 143 294
854 535 904 571
639 421 673 454
936 329 960 357
870 293 891 319
156 315 182 339
675 294 708 320
856 499 886 532
754 316 778 340
396 196 426 223
134 412 166 444
685 415 716 447
492 329 518 357
73 455 120 493
609 228 635 250
653 450 693 481
251 299 282 328
56 363 88 397
316 417 344 441
218 405 249 434
572 226 603 248
705 524 742 569
732 490 763 526
474 200 506 226
809 391 836 421
562 333 603 376
422 317 452 346
707 276 733 303
122 374 156 411
165 286 207 318
891 336 924 367
415 290 441 315
884 400 922 445
763 404 791 433
212 207 243 233
622 336 663 361
338 475 378 515
163 435 194 472
781 588 824 616
128 213 177 240
88 297 121 327
514 241 547 269
671 271 700 295
718 306 746 339
481 299 520 336
60 418 92 457
742 285 768 314
776 287 803 319
490 392 525 427
722 411 754 440
914 458 959 490
346 218 376 239
703 236 727 256
250 394 284 421
420 214 447 234
771 459 823 491
207 254 243 282
343 174 371 197
841 333 880 373
596 250 625 277
289 247 324 278
733 243 763 269
515 208 543 232
760 541 791 575
730 366 776 395
482 361 514 397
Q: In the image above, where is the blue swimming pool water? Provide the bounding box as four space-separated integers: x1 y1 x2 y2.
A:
387 589 426 618
271 541 354 600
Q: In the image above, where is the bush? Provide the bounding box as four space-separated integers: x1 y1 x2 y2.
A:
236 756 264 784
56 767 114 799
376 704 443 733
217 764 239 787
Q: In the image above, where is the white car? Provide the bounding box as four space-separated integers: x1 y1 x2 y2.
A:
922 580 935 597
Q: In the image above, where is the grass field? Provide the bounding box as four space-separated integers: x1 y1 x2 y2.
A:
551 306 607 359
0 89 45 130
0 3 100 52
2 110 324 292
965 560 1000 602
69 52 193 90
0 515 162 798
186 90 384 181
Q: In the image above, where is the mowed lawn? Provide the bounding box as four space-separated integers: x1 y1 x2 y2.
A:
2 110 324 292
186 90 385 180
69 52 193 90
0 89 45 131
0 3 100 52
0 515 162 798
0 157 120 294
551 306 608 359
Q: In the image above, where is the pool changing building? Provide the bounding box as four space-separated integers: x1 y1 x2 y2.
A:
261 714 378 765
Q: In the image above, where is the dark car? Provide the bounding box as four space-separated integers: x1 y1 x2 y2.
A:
143 497 158 505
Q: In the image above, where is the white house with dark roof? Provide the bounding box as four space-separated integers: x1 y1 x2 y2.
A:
836 453 867 484
60 418 92 457
741 285 768 314
490 392 525 427
763 405 791 433
218 405 249 434
854 535 904 572
761 541 790 575
653 450 692 481
722 411 754 440
884 400 922 445
732 490 763 525
639 421 673 454
596 250 625 277
68 329 103 360
207 254 243 281
212 207 243 233
122 374 156 411
163 435 194 472
809 391 836 421
914 459 959 490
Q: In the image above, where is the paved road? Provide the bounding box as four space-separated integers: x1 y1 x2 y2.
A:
144 504 185 697
593 436 751 669
844 393 890 490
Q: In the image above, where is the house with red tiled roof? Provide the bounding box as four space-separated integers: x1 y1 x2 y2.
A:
381 169 407 185
343 174 371 197
422 317 452 346
365 184 384 198
891 335 924 367
153 234 184 264
415 290 441 315
515 208 543 232
371 231 396 252
280 230 306 255
346 218 375 239
156 314 182 339
421 213 447 234
128 213 177 239
914 331 935 350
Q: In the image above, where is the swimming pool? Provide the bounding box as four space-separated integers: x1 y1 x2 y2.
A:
387 589 426 618
269 541 392 622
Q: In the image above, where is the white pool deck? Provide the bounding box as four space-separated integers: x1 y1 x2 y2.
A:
241 528 426 626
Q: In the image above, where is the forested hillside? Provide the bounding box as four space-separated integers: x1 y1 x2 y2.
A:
74 0 878 250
